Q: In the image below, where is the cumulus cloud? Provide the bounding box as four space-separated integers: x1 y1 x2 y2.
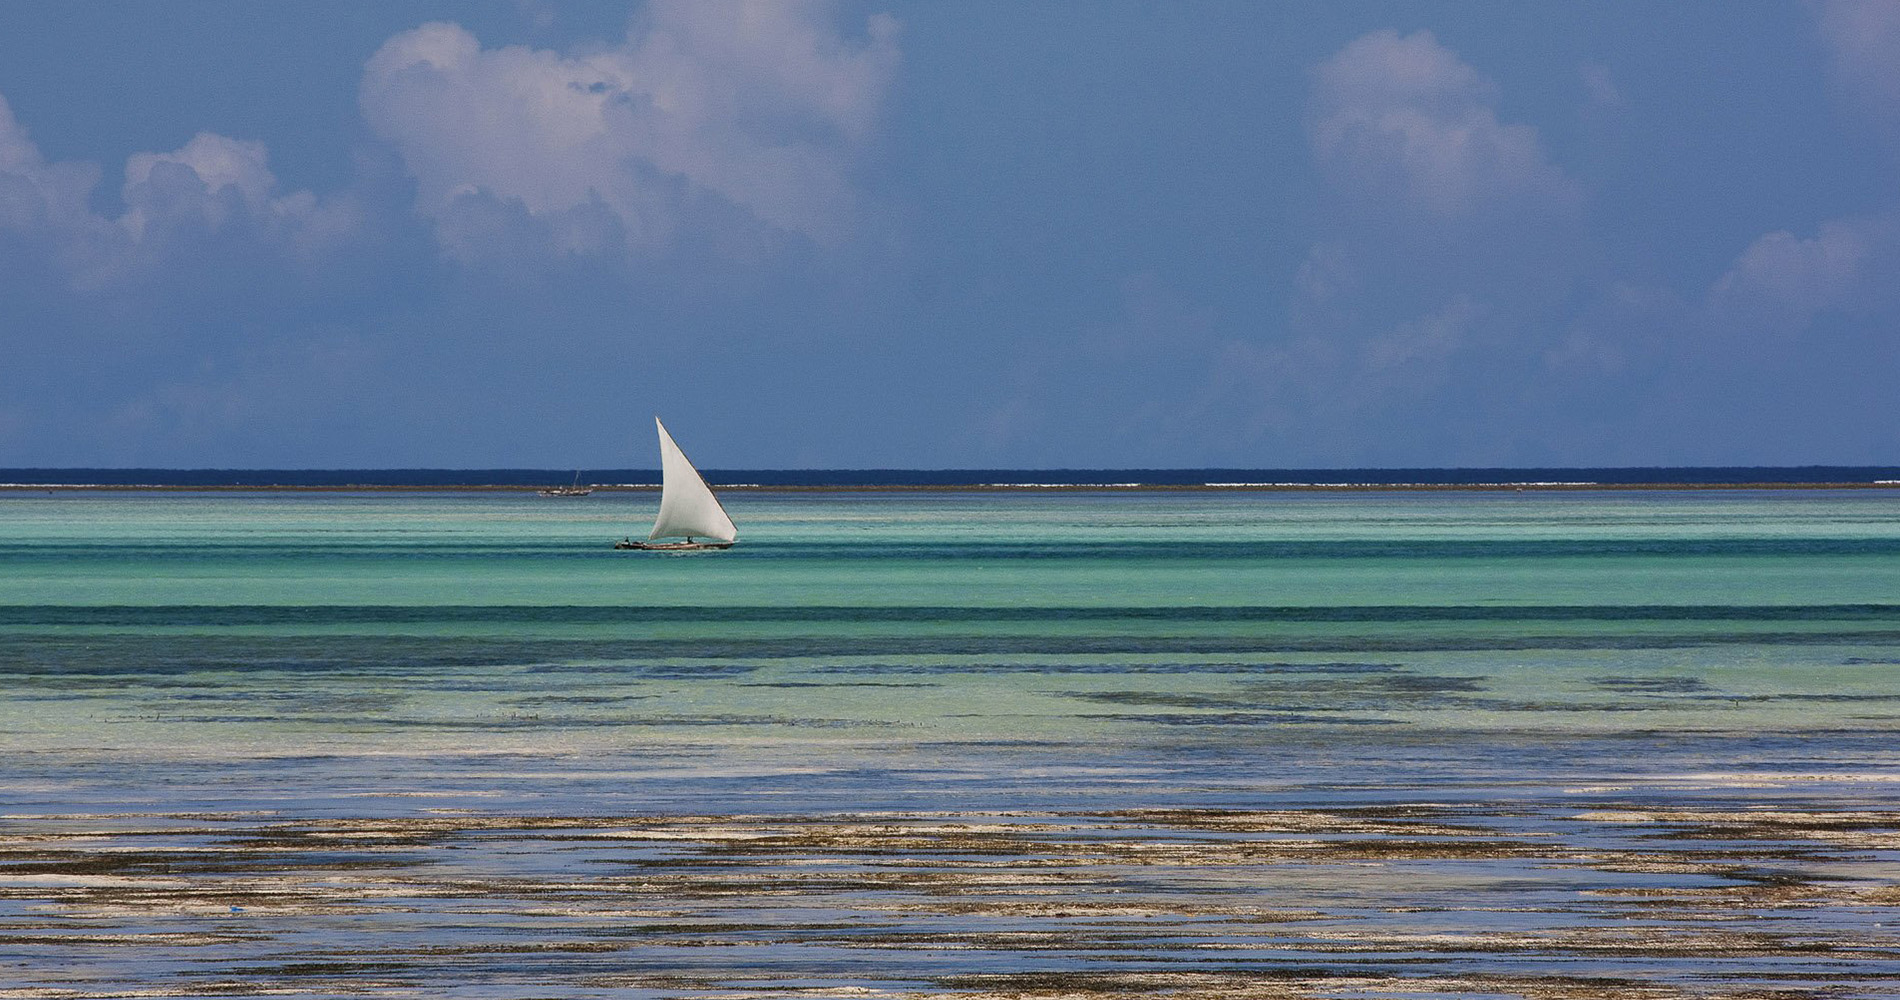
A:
1310 29 1578 218
120 132 362 261
0 93 116 283
126 133 276 219
359 1 901 262
0 94 361 289
1709 214 1898 330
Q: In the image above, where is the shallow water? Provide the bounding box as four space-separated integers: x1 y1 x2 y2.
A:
1 489 1898 998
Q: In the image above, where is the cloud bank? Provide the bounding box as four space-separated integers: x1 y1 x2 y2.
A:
0 5 906 464
3 6 1897 468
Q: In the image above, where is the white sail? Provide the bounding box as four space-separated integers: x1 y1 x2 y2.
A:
649 417 737 543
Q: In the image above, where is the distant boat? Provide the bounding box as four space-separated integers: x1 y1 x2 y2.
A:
539 471 594 497
615 418 737 550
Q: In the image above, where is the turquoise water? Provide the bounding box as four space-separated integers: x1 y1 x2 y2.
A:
2 488 1898 997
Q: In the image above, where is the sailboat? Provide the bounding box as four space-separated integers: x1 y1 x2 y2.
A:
614 418 738 550
538 470 593 497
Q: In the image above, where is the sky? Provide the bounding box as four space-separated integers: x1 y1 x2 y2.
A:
1 1 1896 470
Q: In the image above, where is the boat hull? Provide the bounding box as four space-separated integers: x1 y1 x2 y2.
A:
614 539 733 551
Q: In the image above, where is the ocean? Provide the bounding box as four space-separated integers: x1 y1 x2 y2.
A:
2 484 1898 998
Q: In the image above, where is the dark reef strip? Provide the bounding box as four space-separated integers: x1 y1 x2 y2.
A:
6 602 1900 627
6 630 1900 675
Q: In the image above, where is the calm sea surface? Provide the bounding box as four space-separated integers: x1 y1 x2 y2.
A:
2 489 1898 998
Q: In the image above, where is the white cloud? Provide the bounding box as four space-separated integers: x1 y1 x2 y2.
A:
1710 214 1900 340
126 133 276 217
359 2 901 260
1709 215 1897 329
1310 29 1578 218
1719 225 1865 313
118 132 361 259
0 94 360 287
0 93 116 280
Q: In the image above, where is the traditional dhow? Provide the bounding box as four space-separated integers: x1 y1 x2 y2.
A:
539 470 593 497
615 418 737 550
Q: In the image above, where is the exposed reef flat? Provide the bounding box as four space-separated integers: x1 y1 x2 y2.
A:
2 802 1896 998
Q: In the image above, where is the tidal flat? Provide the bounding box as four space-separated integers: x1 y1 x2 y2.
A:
4 789 1899 997
1 489 1897 997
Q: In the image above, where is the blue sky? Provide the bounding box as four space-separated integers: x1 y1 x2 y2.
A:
1 1 1896 469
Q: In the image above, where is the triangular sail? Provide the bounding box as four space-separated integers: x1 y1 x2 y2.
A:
649 418 737 543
